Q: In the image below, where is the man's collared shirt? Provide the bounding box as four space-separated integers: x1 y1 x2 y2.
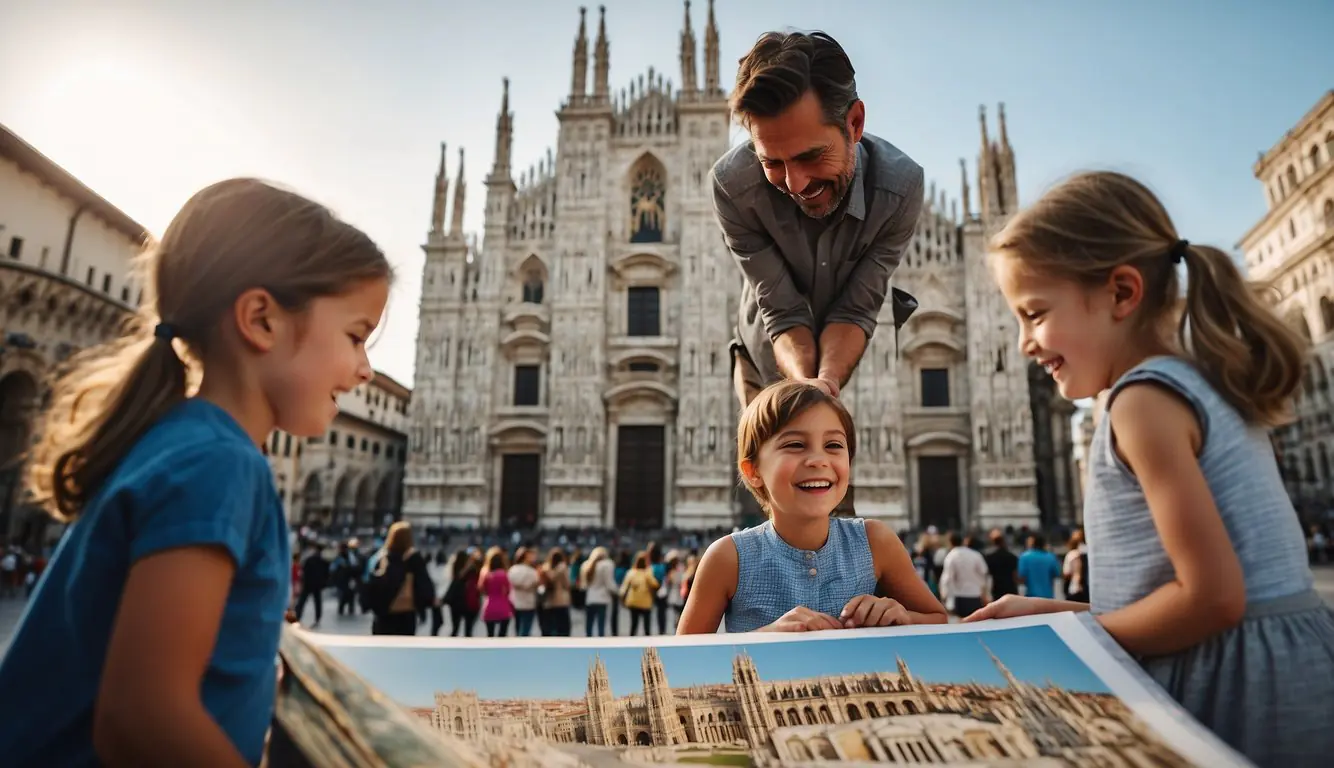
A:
712 132 924 385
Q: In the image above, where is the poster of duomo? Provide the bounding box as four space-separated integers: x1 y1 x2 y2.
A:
307 614 1252 768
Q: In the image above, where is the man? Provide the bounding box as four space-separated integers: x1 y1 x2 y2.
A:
940 533 990 619
1016 533 1062 600
712 30 924 409
983 528 1020 600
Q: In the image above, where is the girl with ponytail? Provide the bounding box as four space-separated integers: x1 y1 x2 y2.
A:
964 170 1334 767
0 178 392 766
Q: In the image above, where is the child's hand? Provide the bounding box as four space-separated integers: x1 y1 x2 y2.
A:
961 594 1049 622
840 595 911 628
762 606 844 632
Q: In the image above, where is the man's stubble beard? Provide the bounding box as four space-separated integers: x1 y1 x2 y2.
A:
797 139 857 220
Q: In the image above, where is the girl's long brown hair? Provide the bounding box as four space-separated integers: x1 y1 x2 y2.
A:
26 178 392 522
991 170 1306 427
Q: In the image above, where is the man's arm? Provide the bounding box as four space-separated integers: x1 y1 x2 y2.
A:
820 166 925 385
713 172 815 379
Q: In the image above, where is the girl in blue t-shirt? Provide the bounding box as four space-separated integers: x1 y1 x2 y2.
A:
0 178 392 766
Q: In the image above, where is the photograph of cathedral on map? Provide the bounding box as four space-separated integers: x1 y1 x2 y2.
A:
313 617 1248 768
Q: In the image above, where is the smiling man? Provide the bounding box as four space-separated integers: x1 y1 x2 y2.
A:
714 31 924 410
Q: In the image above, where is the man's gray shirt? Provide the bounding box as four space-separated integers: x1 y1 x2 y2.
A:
711 132 924 386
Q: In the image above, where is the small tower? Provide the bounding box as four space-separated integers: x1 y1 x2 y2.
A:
679 0 697 95
449 147 467 237
732 650 777 747
430 141 448 237
585 655 616 746
569 6 589 105
703 0 720 94
641 647 686 746
592 6 610 102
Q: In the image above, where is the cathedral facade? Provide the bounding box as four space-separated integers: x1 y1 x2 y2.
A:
403 2 1078 533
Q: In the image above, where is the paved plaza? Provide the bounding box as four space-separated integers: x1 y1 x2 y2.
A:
4 565 1333 658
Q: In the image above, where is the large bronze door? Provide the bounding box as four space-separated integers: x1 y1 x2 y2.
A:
614 426 665 530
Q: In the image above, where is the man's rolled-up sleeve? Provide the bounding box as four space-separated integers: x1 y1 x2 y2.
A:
713 174 813 341
824 166 924 339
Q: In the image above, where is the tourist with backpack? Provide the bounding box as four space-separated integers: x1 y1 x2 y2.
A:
362 522 436 636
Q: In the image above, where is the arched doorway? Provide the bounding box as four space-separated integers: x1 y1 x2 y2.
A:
354 475 375 529
333 474 356 529
301 474 325 525
0 371 40 546
375 473 398 523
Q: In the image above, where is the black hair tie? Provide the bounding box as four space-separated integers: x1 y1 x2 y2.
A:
154 323 177 341
1170 239 1190 265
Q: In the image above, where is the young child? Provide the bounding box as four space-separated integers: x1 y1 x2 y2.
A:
0 178 392 766
966 170 1334 767
677 380 947 634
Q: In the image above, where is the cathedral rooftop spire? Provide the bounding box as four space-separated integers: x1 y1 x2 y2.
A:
703 0 720 94
593 5 610 102
492 77 513 178
449 147 466 236
959 157 971 220
430 141 448 235
679 0 697 95
570 7 589 105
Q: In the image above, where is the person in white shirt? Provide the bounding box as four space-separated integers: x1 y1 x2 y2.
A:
939 533 990 618
507 548 541 636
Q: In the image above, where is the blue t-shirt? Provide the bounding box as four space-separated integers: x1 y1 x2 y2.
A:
1016 549 1062 599
0 398 290 766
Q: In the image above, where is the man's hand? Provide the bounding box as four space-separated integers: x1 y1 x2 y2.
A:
840 595 911 628
760 606 844 632
795 377 839 398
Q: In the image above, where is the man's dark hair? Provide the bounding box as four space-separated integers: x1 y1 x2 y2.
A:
730 31 859 134
948 532 963 548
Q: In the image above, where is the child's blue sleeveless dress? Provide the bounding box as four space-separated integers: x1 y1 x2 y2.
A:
725 516 878 633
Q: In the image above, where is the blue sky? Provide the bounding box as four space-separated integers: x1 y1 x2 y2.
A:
2 0 1330 386
321 624 1111 707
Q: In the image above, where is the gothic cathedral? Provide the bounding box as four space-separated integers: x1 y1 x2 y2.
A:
403 2 1079 533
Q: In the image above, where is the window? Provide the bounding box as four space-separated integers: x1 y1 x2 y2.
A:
329 430 338 444
86 267 95 286
627 286 660 336
522 275 544 304
102 274 112 293
628 361 659 372
7 237 22 259
513 364 540 406
920 368 950 407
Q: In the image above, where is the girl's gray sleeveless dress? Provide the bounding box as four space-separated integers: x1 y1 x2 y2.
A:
1085 356 1334 768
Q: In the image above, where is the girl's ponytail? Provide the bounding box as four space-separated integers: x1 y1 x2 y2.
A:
28 316 188 522
991 170 1309 427
1179 242 1307 427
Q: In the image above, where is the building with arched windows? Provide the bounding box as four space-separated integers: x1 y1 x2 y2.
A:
404 3 1079 533
413 644 1190 767
265 371 410 531
1238 90 1334 517
0 123 148 550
